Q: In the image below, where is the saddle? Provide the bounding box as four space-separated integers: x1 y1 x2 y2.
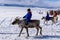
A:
24 20 40 25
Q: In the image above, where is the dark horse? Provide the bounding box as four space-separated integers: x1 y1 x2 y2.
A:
12 17 42 37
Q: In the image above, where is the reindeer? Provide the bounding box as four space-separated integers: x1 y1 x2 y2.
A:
41 16 55 24
12 17 42 37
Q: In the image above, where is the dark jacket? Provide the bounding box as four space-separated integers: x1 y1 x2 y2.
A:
46 13 50 20
23 12 32 22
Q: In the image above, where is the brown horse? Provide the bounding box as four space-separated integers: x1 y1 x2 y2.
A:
41 17 55 24
12 17 42 37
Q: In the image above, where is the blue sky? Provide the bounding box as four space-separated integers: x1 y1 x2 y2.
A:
0 0 60 7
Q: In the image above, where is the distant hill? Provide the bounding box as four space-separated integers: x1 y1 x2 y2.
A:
0 3 60 9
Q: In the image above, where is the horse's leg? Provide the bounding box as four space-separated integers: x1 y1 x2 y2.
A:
56 17 58 23
51 20 54 25
44 19 46 24
39 26 42 35
52 19 55 25
53 17 58 23
36 27 39 36
18 27 23 37
44 19 48 25
44 20 45 24
45 20 48 25
25 27 29 37
54 17 56 23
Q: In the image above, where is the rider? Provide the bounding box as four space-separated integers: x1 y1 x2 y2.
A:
23 8 32 25
46 12 50 20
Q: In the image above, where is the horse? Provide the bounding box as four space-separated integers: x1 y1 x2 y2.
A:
12 17 42 37
41 17 55 24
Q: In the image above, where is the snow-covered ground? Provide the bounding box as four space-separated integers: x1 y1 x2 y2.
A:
0 6 60 40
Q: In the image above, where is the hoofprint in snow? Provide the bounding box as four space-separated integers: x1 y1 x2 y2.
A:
0 6 60 40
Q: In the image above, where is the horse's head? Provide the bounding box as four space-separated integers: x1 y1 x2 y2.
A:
12 17 21 25
41 17 45 20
